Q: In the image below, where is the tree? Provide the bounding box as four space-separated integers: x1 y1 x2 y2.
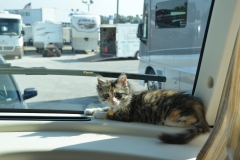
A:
100 15 109 24
100 14 141 24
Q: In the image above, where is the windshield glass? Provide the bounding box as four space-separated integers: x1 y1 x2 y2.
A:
0 0 213 112
0 19 21 36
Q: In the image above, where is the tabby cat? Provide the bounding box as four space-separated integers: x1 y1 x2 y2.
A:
84 73 210 144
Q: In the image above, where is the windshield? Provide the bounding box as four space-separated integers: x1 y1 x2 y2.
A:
0 19 21 36
0 0 212 113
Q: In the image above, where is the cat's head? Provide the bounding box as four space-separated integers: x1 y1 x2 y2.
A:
96 73 132 110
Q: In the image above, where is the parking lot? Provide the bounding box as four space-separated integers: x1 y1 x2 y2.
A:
4 45 146 111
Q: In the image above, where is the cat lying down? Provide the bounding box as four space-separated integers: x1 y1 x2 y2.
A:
84 73 209 144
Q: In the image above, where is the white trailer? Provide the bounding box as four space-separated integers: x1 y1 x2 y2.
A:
62 27 71 44
71 14 100 53
22 25 33 45
32 21 63 53
0 11 24 58
100 24 140 59
137 0 212 93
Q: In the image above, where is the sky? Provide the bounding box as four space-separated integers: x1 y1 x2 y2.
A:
0 0 144 17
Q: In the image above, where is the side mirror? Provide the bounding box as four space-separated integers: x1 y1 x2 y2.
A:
22 88 37 100
137 23 143 38
21 30 25 36
137 23 146 44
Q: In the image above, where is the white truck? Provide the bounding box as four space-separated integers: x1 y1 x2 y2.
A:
137 0 212 92
0 11 24 59
22 25 33 45
100 24 140 59
32 21 63 53
71 14 100 53
62 27 71 44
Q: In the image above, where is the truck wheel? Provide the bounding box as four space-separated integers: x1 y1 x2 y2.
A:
56 49 61 57
146 69 161 91
38 48 44 54
42 50 47 57
135 51 140 60
72 48 75 54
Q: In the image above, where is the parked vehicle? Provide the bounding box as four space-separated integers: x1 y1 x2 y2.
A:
0 54 37 109
42 43 61 57
22 25 33 45
100 24 140 59
137 0 212 92
62 27 71 44
0 11 24 59
32 20 63 53
71 14 100 53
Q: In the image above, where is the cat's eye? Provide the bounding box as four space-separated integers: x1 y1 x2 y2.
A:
114 92 122 99
103 94 110 99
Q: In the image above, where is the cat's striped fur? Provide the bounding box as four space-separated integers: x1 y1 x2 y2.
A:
86 73 209 144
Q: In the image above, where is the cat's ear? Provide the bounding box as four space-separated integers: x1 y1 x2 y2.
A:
97 75 108 87
117 73 128 86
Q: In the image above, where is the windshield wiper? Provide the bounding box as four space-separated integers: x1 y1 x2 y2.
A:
0 64 166 82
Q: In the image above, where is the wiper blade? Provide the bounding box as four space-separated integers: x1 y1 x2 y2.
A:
0 64 166 82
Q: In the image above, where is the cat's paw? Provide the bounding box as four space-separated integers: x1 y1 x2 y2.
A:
93 112 107 119
84 108 95 115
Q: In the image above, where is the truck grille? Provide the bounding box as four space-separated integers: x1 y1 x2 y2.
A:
3 46 14 51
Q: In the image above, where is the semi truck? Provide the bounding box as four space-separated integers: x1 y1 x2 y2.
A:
137 0 212 92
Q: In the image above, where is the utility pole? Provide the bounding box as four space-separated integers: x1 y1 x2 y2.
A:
116 0 119 24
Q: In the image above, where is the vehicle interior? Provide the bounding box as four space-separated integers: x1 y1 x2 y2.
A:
0 0 239 160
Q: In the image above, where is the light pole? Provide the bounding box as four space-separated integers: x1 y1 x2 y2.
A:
82 0 94 12
116 0 119 24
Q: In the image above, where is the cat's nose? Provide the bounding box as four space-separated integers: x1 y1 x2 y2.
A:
111 100 115 105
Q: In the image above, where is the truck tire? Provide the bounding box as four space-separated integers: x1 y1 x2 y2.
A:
42 50 48 57
146 69 161 91
72 48 75 54
56 49 61 57
135 51 140 60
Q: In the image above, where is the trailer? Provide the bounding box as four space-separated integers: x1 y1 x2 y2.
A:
62 27 71 44
22 25 33 45
100 24 140 59
32 20 63 53
71 14 100 53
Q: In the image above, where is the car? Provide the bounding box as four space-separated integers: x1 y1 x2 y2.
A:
0 54 37 109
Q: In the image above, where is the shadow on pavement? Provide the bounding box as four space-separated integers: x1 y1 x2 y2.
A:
26 96 106 111
91 57 137 62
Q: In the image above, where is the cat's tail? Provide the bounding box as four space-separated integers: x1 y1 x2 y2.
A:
158 118 209 144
